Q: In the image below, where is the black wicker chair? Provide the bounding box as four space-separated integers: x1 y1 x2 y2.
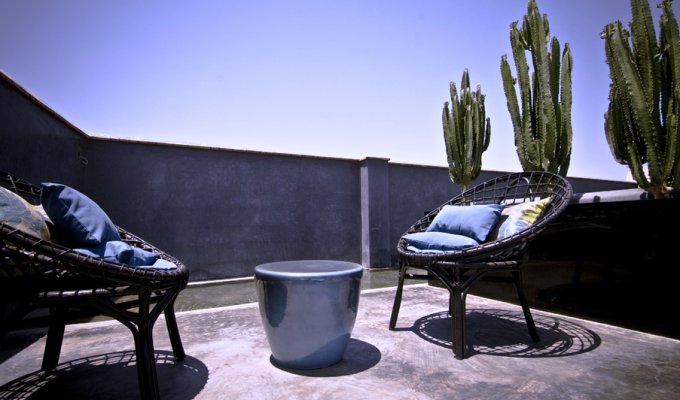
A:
389 171 572 359
0 170 189 399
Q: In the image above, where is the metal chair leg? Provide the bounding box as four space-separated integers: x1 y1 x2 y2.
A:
164 299 186 361
133 293 161 400
42 306 66 371
450 287 467 359
389 262 407 330
512 270 540 342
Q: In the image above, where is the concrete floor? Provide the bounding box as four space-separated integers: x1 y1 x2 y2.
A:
1 269 679 399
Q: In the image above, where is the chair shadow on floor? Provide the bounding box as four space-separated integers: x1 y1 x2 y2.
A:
0 351 209 400
396 308 601 358
0 328 47 366
272 338 381 377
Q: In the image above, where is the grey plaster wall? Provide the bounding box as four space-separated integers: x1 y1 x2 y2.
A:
0 71 637 281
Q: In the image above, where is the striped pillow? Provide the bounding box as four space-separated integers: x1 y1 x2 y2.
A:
0 186 50 240
489 197 551 240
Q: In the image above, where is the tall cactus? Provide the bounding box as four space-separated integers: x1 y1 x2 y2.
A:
442 69 491 192
602 0 680 198
500 0 573 177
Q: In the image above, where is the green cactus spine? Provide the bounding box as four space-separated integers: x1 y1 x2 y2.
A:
500 0 573 176
442 69 491 192
602 0 680 198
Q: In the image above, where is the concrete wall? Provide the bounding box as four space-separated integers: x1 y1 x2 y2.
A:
83 139 362 279
0 72 87 187
0 71 637 281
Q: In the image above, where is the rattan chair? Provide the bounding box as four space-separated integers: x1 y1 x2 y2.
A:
389 171 572 359
0 170 189 399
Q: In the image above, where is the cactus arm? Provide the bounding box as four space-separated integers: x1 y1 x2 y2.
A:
501 54 523 143
604 91 629 164
631 0 661 110
523 1 552 163
550 37 561 125
545 37 562 169
666 106 679 186
443 102 458 185
482 102 491 153
558 43 574 175
465 103 475 183
509 21 539 171
531 71 547 170
531 4 558 167
660 0 680 186
608 87 650 187
448 80 463 181
474 89 487 167
457 72 470 186
631 0 665 187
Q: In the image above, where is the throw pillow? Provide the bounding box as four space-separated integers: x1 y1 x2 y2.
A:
402 231 479 252
489 197 552 240
426 204 504 243
40 182 121 245
0 186 50 239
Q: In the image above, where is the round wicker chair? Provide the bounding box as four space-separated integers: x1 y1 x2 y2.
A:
389 171 573 359
0 170 189 400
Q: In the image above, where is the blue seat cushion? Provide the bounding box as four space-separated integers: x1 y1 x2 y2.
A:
75 241 159 266
402 231 479 252
426 204 504 242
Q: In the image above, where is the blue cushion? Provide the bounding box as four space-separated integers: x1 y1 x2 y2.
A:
0 186 51 239
40 182 121 245
75 241 159 266
426 204 504 242
402 231 479 252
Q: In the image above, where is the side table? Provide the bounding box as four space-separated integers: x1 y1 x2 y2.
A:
254 260 363 369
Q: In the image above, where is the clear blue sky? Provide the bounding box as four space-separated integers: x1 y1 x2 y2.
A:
2 0 677 181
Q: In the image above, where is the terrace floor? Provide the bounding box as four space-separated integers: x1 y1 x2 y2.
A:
1 268 679 399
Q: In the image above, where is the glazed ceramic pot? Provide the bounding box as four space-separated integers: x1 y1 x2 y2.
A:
254 260 363 369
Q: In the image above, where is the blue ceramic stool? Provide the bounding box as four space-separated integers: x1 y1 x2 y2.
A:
254 260 363 369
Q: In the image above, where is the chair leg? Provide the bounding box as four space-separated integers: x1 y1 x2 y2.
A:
450 288 467 359
42 306 66 371
429 266 469 359
389 262 407 330
133 293 161 400
512 270 539 342
164 298 186 361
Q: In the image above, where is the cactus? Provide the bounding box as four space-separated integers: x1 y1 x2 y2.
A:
500 0 573 177
602 0 680 198
442 69 491 192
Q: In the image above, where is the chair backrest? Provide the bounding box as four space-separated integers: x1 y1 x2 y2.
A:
398 171 573 265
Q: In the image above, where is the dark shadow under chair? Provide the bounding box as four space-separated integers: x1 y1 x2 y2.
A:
389 171 573 359
0 170 189 400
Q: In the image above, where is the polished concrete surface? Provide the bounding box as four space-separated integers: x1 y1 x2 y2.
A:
1 269 680 399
